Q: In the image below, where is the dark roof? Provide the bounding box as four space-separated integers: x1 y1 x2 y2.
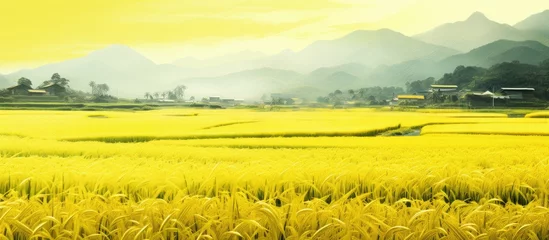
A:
7 84 32 90
39 82 65 89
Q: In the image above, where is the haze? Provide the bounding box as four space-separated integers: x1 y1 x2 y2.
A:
1 0 549 71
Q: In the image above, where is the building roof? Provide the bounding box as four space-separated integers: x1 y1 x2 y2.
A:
39 82 65 89
501 88 535 91
7 84 32 90
28 89 47 93
397 95 425 100
431 85 458 89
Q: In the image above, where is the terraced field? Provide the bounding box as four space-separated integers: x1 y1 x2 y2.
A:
0 109 548 239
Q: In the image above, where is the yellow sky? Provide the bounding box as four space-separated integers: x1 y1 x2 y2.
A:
1 0 549 73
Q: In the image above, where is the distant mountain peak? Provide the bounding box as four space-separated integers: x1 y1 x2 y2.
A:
89 44 142 57
514 9 549 32
466 12 489 22
85 44 156 67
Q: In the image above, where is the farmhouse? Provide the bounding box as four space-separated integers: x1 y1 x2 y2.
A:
500 88 535 100
221 98 235 104
234 99 245 105
397 95 425 102
431 85 458 95
28 89 47 96
209 96 221 102
6 84 32 95
38 83 66 96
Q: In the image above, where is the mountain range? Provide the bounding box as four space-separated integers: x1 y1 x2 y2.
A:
2 10 549 100
515 10 549 36
414 12 549 52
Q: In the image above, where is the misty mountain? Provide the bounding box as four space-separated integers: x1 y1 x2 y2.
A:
311 72 363 91
178 68 305 100
0 74 10 89
362 40 549 88
263 29 459 72
515 10 549 36
415 12 549 52
366 60 444 87
178 64 372 100
440 40 549 68
308 63 370 79
6 45 188 97
172 51 267 77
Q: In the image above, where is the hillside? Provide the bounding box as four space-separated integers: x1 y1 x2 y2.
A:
366 60 444 87
308 63 370 80
415 12 549 52
440 40 549 68
260 29 459 72
0 74 10 89
6 45 189 97
515 10 549 36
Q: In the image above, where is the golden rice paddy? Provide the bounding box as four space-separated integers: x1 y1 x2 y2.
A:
0 109 548 239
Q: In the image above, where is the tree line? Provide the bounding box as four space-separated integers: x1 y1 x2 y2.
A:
317 87 405 105
143 85 188 101
406 59 549 99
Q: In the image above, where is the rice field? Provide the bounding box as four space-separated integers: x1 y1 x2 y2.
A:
1 109 549 239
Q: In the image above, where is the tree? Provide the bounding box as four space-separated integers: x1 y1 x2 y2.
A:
154 92 160 99
89 81 97 95
144 92 151 100
49 73 70 87
166 91 177 100
348 89 355 100
96 84 110 96
189 96 195 101
17 77 32 87
173 85 187 100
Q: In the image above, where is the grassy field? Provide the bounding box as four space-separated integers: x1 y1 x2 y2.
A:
1 109 549 239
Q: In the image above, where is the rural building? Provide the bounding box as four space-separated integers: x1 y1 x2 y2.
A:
209 96 221 102
500 88 535 100
397 95 425 100
221 98 235 104
416 89 433 97
27 89 47 96
397 95 425 102
7 84 32 95
270 93 296 105
431 85 458 95
39 83 66 96
397 95 425 106
234 99 245 105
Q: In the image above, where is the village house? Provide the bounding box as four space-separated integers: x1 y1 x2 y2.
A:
38 82 66 96
500 88 535 100
6 84 32 95
28 89 47 96
431 85 458 95
397 95 425 104
234 99 245 105
209 96 221 102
